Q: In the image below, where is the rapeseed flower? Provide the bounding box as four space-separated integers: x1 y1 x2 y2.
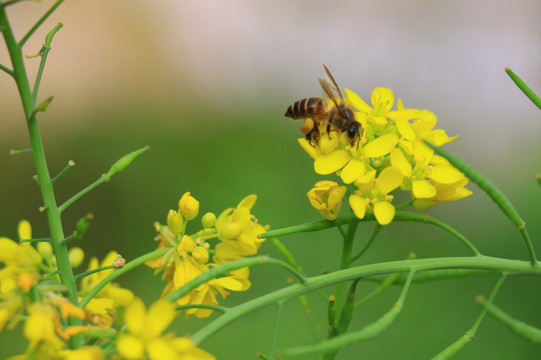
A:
295 87 472 224
116 298 215 360
147 193 267 318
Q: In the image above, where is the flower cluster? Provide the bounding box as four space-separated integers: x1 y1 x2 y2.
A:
146 192 268 318
0 221 104 359
300 87 472 225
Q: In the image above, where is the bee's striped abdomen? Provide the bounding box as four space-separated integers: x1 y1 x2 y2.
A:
284 97 325 120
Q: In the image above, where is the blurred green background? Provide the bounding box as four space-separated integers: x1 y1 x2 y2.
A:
1 0 541 358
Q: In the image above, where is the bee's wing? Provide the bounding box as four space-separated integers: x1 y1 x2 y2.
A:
322 64 344 100
318 65 346 117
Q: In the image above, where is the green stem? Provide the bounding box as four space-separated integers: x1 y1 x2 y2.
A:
505 67 541 110
269 302 284 360
59 176 106 213
32 23 63 103
261 212 480 256
80 248 169 309
0 4 81 347
18 0 64 47
175 304 227 313
363 269 492 284
191 255 541 344
431 273 506 360
74 266 115 282
334 222 358 314
280 268 416 357
425 141 536 265
0 62 14 76
350 224 382 263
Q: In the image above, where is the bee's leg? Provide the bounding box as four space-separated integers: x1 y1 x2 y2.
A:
326 124 332 139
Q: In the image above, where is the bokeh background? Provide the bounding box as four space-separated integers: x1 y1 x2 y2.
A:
1 0 541 358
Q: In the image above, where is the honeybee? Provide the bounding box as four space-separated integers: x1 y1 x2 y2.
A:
284 65 362 146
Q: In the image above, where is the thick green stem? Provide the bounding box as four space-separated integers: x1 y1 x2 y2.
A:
0 5 81 346
191 255 541 344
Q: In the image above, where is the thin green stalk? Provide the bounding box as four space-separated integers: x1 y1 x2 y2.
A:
505 67 541 110
269 302 284 360
175 304 227 313
20 237 51 243
80 248 168 308
10 148 32 155
425 141 536 265
362 269 492 284
59 176 106 213
0 62 14 76
477 291 541 344
32 23 63 103
431 273 506 360
350 224 382 264
18 0 64 47
50 160 74 185
280 268 416 357
74 265 115 282
261 212 480 256
191 256 541 344
1 4 81 346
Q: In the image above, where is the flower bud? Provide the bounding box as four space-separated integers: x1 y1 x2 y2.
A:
178 235 195 253
201 212 216 228
68 247 85 268
192 246 209 264
307 181 346 221
178 192 199 221
37 241 53 259
167 210 184 236
18 220 32 240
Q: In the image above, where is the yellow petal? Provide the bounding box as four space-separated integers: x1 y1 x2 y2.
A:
147 300 175 336
319 130 340 154
147 338 177 360
344 88 372 113
377 167 403 195
340 159 366 184
298 138 319 159
348 195 366 219
395 118 416 141
212 276 245 291
371 87 394 113
412 180 437 199
238 194 257 210
430 165 465 184
117 334 145 360
314 150 351 175
374 201 395 225
363 134 398 158
124 298 145 335
390 148 412 177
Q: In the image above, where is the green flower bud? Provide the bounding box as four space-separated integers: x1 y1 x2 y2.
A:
201 212 216 228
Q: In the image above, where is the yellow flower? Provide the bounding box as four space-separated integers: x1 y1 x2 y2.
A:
117 298 215 360
179 192 200 220
294 86 472 224
349 167 403 225
307 181 346 220
214 195 267 257
59 346 104 360
149 194 267 318
0 221 42 294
